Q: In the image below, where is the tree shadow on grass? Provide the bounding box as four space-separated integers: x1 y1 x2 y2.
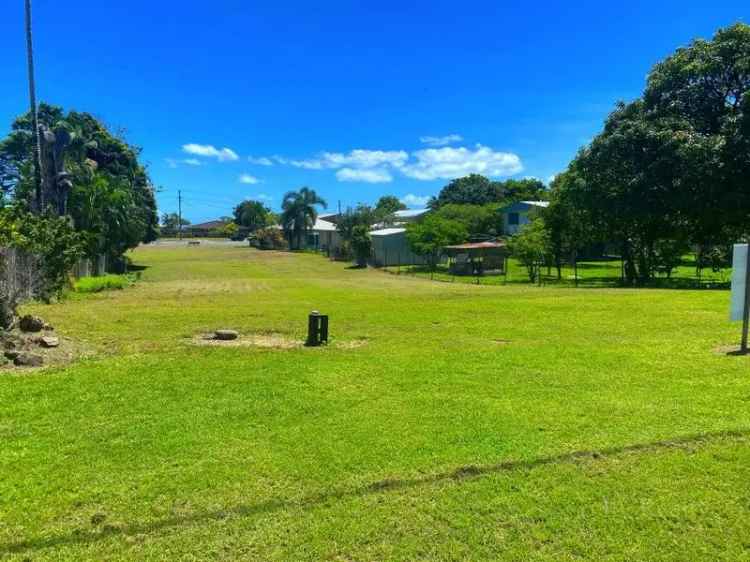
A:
3 428 748 556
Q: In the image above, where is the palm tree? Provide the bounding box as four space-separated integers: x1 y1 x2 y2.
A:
24 0 43 212
280 187 327 250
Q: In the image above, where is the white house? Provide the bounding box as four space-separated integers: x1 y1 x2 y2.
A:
501 201 549 235
307 217 342 254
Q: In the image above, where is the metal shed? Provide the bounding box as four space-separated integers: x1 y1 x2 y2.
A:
370 228 428 267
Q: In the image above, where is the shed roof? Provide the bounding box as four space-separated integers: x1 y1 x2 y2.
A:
443 241 506 250
370 227 406 236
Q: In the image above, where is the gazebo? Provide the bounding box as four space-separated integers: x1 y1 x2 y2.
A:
442 241 508 275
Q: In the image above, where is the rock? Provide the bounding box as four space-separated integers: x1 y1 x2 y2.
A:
2 335 23 350
214 329 239 341
4 350 20 360
38 336 59 348
19 315 45 333
14 353 43 367
43 323 54 331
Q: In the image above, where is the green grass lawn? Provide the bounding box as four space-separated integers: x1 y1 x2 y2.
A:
2 243 749 561
397 255 731 289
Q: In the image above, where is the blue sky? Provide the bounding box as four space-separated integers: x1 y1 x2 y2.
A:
1 1 747 222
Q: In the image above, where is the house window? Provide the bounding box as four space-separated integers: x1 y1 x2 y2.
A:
508 212 519 225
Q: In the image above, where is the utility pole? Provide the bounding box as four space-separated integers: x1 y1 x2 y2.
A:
24 0 43 213
177 190 183 240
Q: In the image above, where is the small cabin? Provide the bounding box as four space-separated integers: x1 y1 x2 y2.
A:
501 201 549 235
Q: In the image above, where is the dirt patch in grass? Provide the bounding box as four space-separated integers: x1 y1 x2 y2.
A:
713 344 750 356
0 331 95 374
189 333 369 350
192 332 304 349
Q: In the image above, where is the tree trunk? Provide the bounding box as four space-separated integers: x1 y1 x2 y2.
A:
24 0 43 212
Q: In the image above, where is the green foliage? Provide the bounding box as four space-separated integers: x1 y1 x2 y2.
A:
406 215 468 268
254 227 288 250
374 195 406 221
433 204 502 237
233 200 271 231
160 212 190 236
350 224 372 267
553 23 750 284
214 222 239 238
280 187 326 249
0 103 159 257
507 218 550 281
73 274 131 293
431 174 546 208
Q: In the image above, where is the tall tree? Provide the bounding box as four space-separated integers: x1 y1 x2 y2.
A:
280 187 327 249
374 195 406 215
233 199 270 231
0 104 159 257
23 0 42 212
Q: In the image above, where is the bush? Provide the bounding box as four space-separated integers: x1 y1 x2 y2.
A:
74 274 131 293
507 218 550 281
350 225 372 267
254 227 288 250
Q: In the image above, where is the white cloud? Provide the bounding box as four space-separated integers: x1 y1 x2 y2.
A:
547 174 557 185
248 156 274 166
182 143 239 162
336 168 393 183
239 174 260 184
284 149 408 170
419 134 463 147
401 194 431 207
402 145 523 180
166 157 203 168
256 193 272 201
273 144 522 182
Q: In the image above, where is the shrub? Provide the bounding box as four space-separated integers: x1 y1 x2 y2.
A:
255 227 288 250
74 274 131 293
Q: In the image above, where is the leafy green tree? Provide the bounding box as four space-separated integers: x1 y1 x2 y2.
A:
507 218 551 282
280 187 327 249
406 215 468 269
160 212 190 236
350 225 372 267
335 204 377 258
544 171 593 279
430 175 547 209
643 22 750 244
430 174 505 208
374 195 406 219
0 103 159 258
433 204 502 238
233 200 270 231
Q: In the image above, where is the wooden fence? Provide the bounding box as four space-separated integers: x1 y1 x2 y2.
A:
0 247 45 304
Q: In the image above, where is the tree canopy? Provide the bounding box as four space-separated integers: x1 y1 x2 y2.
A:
0 103 159 258
280 187 326 249
233 199 271 231
430 174 546 208
548 22 750 284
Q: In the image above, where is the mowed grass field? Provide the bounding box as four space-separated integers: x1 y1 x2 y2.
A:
2 243 750 561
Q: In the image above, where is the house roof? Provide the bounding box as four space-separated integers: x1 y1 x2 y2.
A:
394 208 429 219
502 200 550 213
190 220 230 230
370 227 406 236
312 217 337 232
